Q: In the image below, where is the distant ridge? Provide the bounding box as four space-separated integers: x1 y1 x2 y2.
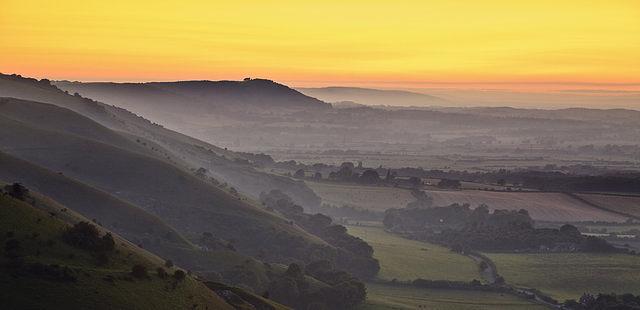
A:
298 86 449 107
55 78 331 112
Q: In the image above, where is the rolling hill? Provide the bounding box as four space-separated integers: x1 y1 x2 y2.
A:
0 96 331 266
0 73 322 208
298 86 449 107
0 188 237 310
55 78 331 114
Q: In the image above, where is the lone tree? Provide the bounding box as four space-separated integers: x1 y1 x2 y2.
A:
131 264 148 279
294 169 306 178
173 269 186 281
7 183 29 200
63 222 115 253
360 170 380 184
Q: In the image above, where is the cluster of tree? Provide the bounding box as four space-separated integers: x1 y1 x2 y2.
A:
281 156 640 195
392 167 640 194
406 190 434 209
384 204 622 253
3 183 30 201
564 293 640 310
62 222 115 265
267 262 366 309
436 179 462 189
260 190 380 279
326 162 383 185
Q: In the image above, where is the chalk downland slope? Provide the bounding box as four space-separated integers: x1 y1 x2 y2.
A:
0 73 321 209
0 97 330 266
0 191 235 310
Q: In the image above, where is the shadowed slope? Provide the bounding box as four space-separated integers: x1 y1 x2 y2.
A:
0 191 235 310
0 99 330 264
1 73 322 208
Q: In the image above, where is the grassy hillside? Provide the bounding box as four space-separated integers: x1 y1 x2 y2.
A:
0 192 234 310
0 151 192 249
486 252 640 302
0 98 329 263
0 97 150 157
359 283 547 310
346 225 479 282
1 73 322 209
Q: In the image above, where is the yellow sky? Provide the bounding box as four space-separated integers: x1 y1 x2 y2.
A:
1 0 639 89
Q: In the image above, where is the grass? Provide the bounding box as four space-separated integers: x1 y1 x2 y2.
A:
346 225 480 282
307 181 414 211
0 194 232 310
358 282 548 310
486 252 640 302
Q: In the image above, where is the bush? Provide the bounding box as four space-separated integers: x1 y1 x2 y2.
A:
156 267 167 279
165 259 174 268
131 265 148 279
63 222 115 253
6 183 29 200
4 239 21 258
173 269 186 281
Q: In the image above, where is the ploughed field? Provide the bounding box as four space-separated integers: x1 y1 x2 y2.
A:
346 225 479 282
307 181 414 211
575 193 640 218
486 252 640 302
308 179 629 222
359 282 548 310
426 190 628 222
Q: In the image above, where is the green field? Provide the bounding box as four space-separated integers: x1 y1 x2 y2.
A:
486 252 640 302
347 225 480 282
359 283 548 310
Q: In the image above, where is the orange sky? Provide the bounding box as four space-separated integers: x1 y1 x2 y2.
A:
1 0 639 90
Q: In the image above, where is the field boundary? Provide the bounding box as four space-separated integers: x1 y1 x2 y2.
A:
565 192 640 221
367 279 558 309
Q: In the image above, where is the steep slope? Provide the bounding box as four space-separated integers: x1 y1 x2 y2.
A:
0 151 192 250
0 98 331 265
0 190 234 310
1 73 321 208
298 86 449 107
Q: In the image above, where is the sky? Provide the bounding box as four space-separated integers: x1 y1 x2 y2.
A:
1 0 639 91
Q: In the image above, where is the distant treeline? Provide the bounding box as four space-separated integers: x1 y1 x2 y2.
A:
393 168 640 193
260 190 380 279
264 156 640 194
384 204 629 254
564 293 640 310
